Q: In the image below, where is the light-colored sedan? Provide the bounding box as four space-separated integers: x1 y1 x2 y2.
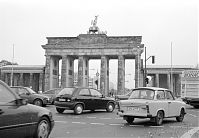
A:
117 87 186 125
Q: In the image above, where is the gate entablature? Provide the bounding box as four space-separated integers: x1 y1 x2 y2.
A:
42 33 144 95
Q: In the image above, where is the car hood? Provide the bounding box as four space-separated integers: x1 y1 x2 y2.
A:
26 104 53 119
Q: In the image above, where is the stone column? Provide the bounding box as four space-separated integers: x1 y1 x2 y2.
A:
44 55 51 91
155 74 159 87
39 73 43 92
61 55 74 88
61 55 67 88
167 73 171 89
117 55 125 95
176 74 182 97
100 56 109 96
135 54 142 88
29 73 33 88
77 56 89 87
5 73 8 84
19 73 23 86
0 72 4 81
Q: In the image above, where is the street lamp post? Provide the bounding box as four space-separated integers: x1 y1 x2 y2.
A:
144 47 155 87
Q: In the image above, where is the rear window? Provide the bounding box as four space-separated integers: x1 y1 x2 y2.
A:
57 88 75 96
129 89 155 100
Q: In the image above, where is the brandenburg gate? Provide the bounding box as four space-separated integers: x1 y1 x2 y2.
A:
42 17 144 95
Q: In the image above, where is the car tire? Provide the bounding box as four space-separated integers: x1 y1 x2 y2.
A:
176 108 185 122
33 99 43 106
125 117 134 124
154 111 164 126
106 102 115 112
34 116 50 138
193 105 199 109
56 107 65 113
74 104 83 115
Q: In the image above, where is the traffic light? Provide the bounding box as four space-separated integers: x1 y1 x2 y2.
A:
152 56 155 64
145 77 149 84
95 80 98 85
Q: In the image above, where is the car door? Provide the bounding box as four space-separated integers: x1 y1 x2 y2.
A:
155 90 169 117
165 90 179 116
0 83 31 138
18 87 32 103
90 88 105 109
77 88 93 110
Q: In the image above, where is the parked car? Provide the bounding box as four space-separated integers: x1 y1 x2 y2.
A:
42 88 63 104
54 87 116 114
10 86 53 107
0 80 54 138
117 87 186 126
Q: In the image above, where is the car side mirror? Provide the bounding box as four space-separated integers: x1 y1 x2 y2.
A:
26 93 30 95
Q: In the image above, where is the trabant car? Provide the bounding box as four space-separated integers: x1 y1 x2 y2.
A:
117 87 186 125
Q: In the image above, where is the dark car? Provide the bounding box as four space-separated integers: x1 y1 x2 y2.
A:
11 86 53 107
54 87 116 114
42 88 63 104
0 80 54 138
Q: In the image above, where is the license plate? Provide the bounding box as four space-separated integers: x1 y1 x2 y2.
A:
59 98 66 102
127 107 139 111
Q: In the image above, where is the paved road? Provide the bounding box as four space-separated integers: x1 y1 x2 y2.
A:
46 105 199 138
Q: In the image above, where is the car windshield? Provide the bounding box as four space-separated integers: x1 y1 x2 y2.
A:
129 89 155 100
57 88 75 96
26 87 37 94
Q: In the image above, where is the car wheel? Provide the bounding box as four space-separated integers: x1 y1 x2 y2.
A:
154 111 164 126
74 104 83 115
56 107 65 113
34 117 50 138
106 102 115 112
125 117 134 124
176 109 185 122
193 105 199 109
34 99 43 106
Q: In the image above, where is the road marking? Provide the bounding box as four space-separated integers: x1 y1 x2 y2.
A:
180 127 199 138
109 124 123 126
87 116 97 119
149 126 164 128
187 113 198 117
115 117 122 120
90 122 105 125
100 118 111 120
55 121 68 123
72 122 86 124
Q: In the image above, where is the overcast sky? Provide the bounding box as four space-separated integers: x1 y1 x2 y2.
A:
0 0 198 88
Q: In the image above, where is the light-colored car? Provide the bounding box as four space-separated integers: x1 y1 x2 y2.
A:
117 87 186 126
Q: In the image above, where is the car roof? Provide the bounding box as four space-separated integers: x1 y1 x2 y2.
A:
133 87 169 91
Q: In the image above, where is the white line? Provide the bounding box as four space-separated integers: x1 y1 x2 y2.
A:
87 117 97 119
109 124 123 126
187 113 198 118
129 125 144 127
149 126 164 128
115 117 122 120
90 122 105 125
55 121 68 123
180 127 199 138
72 122 86 124
100 118 111 120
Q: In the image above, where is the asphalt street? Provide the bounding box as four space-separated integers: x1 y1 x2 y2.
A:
46 104 199 138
